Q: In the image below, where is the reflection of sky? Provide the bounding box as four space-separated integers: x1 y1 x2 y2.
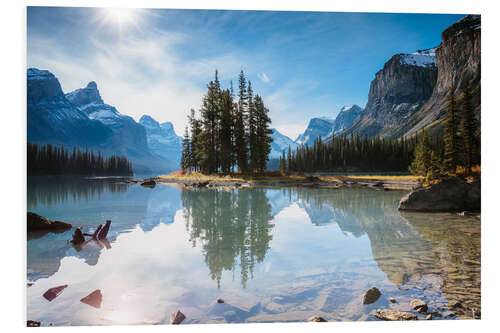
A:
27 183 479 325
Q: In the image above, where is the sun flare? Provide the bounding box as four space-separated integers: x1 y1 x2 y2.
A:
100 8 141 30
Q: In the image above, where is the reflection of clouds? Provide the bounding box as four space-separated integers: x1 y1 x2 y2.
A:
27 212 214 325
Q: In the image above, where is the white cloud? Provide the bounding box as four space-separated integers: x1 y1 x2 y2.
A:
257 72 270 83
27 29 243 136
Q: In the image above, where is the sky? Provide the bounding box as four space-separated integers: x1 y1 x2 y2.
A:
27 7 464 140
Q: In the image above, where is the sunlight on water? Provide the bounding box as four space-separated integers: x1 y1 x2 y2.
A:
26 177 481 325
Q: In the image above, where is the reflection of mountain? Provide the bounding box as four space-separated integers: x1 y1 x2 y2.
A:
181 188 274 288
27 179 184 281
141 185 182 231
278 187 480 315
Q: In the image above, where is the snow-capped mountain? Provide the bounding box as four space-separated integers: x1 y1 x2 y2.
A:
295 118 335 146
269 128 299 159
139 115 183 167
65 81 150 159
399 48 437 68
325 104 363 139
27 68 178 173
27 68 112 147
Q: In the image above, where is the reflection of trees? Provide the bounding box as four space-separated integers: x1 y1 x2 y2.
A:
28 176 128 209
182 188 274 288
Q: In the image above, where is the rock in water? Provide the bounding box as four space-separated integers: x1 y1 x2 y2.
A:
308 316 327 322
363 287 382 304
80 290 102 308
398 178 480 212
216 298 224 304
43 285 68 302
170 310 186 324
140 179 156 188
389 297 396 303
426 314 432 320
27 212 72 231
410 299 428 313
27 320 41 327
374 309 418 321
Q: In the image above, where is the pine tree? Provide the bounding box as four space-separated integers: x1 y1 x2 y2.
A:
254 95 273 172
443 84 459 173
461 80 480 174
181 125 191 171
409 130 432 177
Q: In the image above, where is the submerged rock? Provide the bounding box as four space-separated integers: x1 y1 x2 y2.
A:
170 310 186 324
27 212 72 231
362 287 382 304
389 297 396 303
43 285 68 302
27 320 41 327
374 309 418 321
308 316 327 322
410 299 428 313
398 177 480 212
80 289 102 308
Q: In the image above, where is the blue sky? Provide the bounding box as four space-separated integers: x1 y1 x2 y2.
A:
27 7 464 140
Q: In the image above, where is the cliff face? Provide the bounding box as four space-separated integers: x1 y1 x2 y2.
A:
404 15 481 137
344 50 438 138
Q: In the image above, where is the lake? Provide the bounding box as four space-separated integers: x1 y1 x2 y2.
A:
26 176 481 325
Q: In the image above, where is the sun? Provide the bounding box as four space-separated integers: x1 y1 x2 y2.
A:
99 8 141 31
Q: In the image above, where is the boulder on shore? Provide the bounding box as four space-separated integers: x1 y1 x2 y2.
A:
362 287 381 304
27 212 72 232
398 177 480 212
374 309 418 321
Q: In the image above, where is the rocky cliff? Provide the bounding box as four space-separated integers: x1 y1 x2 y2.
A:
403 14 481 137
343 49 438 138
27 68 112 147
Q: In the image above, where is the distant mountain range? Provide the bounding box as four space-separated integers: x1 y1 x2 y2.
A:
27 69 180 174
27 15 480 171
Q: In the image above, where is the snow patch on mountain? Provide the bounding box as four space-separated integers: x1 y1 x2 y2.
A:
400 48 437 68
139 115 182 166
269 128 298 159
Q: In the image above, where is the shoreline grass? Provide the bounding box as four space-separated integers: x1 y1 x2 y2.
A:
158 171 421 184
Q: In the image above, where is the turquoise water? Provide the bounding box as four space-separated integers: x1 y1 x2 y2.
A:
26 177 480 325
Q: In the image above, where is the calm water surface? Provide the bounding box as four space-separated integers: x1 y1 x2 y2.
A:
27 177 481 325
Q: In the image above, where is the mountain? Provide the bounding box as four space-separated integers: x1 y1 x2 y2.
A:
295 118 335 146
403 14 481 137
27 68 112 147
341 14 480 139
139 115 183 167
325 104 363 139
65 82 149 157
27 68 177 174
341 49 438 138
65 81 177 173
269 128 298 158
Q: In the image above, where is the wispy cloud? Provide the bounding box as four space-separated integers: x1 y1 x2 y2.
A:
257 72 270 83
